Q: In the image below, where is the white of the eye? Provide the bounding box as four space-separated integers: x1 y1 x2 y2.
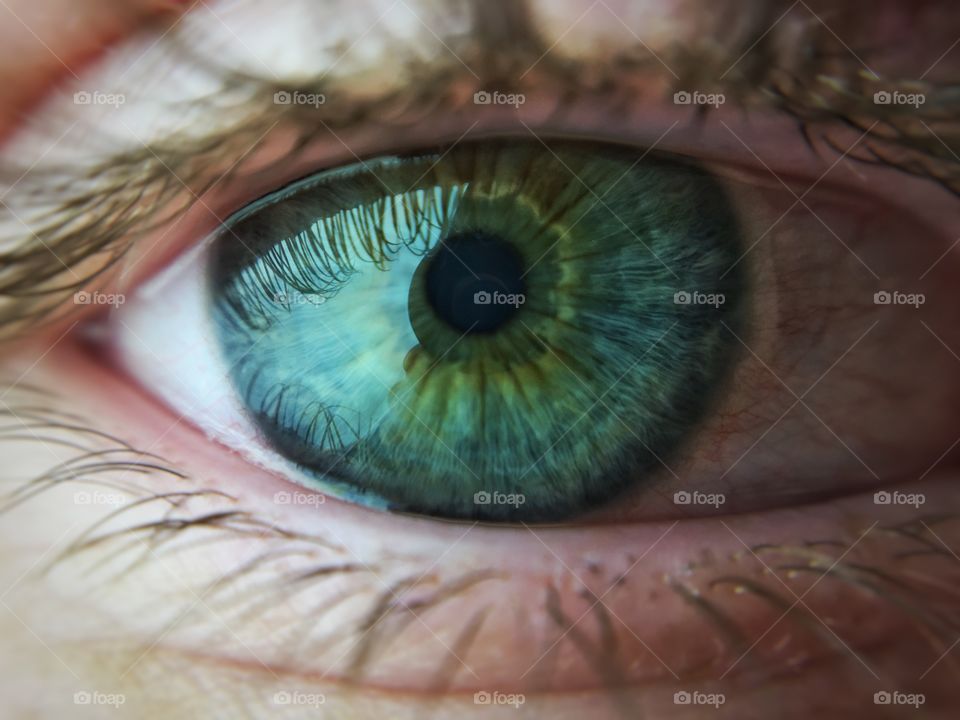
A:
112 237 281 472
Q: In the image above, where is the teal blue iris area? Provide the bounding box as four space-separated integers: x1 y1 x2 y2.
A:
211 139 745 522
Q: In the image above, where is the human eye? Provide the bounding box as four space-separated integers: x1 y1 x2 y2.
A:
1 1 960 719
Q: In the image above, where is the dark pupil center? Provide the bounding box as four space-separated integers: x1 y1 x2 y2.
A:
423 231 527 334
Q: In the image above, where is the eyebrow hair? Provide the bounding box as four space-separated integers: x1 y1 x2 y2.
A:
0 0 957 338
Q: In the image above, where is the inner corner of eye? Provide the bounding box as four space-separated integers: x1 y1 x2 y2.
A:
192 137 749 524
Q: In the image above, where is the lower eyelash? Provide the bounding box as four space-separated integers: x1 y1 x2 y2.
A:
4 374 960 714
3 382 956 689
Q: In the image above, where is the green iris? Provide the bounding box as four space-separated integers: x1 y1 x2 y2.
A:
211 139 744 521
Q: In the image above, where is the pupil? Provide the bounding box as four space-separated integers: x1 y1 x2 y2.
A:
422 231 527 334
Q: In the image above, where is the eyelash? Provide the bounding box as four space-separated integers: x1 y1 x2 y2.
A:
1 1 959 339
5 374 958 692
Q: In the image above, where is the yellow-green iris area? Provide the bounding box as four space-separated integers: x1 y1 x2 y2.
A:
212 139 744 522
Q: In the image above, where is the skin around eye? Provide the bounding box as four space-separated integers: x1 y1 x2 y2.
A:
0 0 184 139
1 1 960 719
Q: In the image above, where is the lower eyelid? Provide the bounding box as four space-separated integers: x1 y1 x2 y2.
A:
9 343 959 707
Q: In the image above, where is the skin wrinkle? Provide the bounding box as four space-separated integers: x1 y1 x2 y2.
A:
0 2 958 338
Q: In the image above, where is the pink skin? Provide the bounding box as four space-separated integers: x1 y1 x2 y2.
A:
0 0 188 140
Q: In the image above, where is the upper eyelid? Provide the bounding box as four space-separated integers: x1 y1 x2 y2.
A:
0 0 958 338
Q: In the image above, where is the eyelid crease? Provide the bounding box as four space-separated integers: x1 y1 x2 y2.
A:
0 0 957 338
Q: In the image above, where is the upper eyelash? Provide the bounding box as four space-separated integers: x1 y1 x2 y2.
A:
0 0 958 339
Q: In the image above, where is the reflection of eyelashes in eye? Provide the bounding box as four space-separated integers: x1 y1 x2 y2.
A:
0 0 959 336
